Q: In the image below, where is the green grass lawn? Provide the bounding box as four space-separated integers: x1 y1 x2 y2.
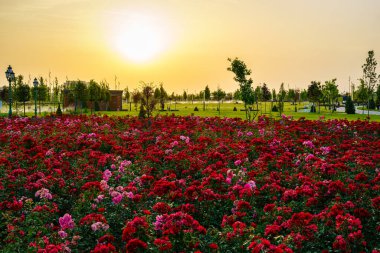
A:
2 101 379 122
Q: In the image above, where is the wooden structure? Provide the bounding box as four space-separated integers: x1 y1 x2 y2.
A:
108 90 123 111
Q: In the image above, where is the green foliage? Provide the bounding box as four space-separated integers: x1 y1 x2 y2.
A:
132 89 141 111
355 79 368 103
362 50 378 94
369 98 376 109
272 89 277 101
322 79 339 112
212 87 226 101
227 57 255 121
0 86 9 103
204 85 211 100
345 96 355 114
159 83 168 110
139 82 157 118
307 81 322 103
233 89 242 100
278 83 286 115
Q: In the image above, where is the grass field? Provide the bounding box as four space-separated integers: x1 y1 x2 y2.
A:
1 101 380 121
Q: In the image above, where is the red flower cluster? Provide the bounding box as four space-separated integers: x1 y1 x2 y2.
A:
0 115 379 252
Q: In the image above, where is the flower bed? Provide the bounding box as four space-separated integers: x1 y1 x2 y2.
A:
0 115 379 252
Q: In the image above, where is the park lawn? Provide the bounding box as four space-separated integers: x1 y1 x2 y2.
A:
2 101 380 122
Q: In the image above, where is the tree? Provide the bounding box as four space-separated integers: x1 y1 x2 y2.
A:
100 81 110 111
53 77 60 111
13 75 24 112
73 80 88 113
227 57 255 121
123 87 130 103
255 86 262 102
376 83 380 109
159 83 167 111
278 83 286 115
204 85 211 100
154 88 161 100
131 89 141 111
212 86 226 113
362 50 378 118
307 81 322 113
37 77 49 114
139 82 157 118
261 83 271 114
14 76 30 116
355 79 368 107
322 79 339 112
183 90 187 101
345 96 355 114
272 89 277 101
0 86 9 104
287 89 296 102
233 89 242 101
88 80 101 114
300 89 308 102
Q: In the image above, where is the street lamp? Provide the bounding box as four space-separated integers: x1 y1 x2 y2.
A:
5 65 15 118
33 78 38 117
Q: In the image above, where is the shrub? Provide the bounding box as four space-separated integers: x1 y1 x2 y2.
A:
56 103 62 116
194 107 199 111
345 96 355 114
272 105 278 112
368 99 376 110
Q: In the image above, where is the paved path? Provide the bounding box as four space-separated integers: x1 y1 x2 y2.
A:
336 106 380 115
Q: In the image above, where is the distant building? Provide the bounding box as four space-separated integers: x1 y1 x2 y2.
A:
108 90 123 111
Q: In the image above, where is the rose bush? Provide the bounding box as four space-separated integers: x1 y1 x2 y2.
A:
0 115 379 252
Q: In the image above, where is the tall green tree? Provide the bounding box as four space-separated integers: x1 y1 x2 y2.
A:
131 89 141 111
376 83 380 109
362 50 378 117
100 81 110 111
36 77 49 114
307 81 322 113
14 75 30 116
322 79 339 112
159 83 168 110
355 79 368 108
212 86 226 113
0 86 9 104
261 83 271 101
345 96 356 114
139 82 157 118
88 80 101 114
227 57 255 121
272 89 277 101
300 89 308 102
278 83 286 115
204 85 211 100
73 80 88 112
123 87 130 103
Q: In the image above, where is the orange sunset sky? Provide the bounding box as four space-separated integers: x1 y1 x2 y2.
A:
0 0 379 93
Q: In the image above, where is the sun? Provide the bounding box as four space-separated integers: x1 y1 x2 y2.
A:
110 12 170 63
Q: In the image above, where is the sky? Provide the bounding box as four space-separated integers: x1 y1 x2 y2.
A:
0 0 379 94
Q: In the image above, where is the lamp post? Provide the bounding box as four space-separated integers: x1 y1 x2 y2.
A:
33 78 38 117
5 65 15 118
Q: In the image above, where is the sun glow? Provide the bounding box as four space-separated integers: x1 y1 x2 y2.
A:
109 11 171 63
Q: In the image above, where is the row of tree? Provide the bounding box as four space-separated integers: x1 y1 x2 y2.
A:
227 51 380 120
